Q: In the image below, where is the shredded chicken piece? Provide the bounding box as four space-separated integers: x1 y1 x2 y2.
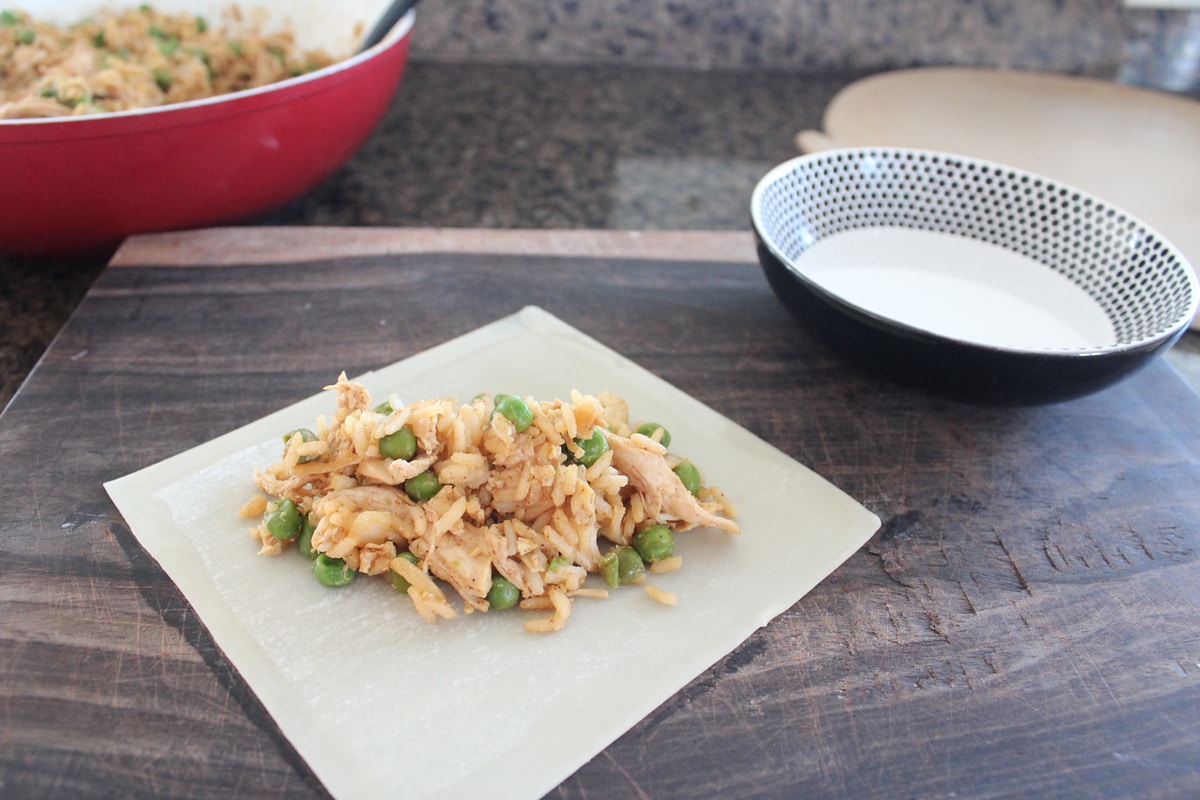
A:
604 433 741 534
413 522 493 610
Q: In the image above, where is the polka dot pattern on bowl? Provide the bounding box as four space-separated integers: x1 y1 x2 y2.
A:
753 148 1197 348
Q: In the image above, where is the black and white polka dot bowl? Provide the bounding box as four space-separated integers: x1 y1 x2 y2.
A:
751 147 1199 404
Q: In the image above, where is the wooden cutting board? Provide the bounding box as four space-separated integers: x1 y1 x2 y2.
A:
5 227 1200 798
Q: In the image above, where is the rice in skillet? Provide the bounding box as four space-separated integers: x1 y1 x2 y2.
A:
0 5 333 118
243 374 739 633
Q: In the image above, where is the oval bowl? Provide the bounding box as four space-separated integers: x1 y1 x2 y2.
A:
0 1 413 257
751 147 1200 405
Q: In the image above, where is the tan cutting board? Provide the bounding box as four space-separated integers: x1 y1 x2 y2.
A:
797 67 1200 328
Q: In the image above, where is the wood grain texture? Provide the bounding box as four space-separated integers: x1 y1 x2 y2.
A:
108 226 759 267
3 230 1200 798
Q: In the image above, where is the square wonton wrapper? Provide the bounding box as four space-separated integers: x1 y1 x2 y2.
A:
105 305 880 799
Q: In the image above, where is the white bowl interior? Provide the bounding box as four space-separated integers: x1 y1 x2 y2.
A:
23 0 397 58
798 228 1117 350
753 149 1200 354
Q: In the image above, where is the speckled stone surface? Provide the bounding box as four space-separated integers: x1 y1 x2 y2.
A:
260 62 837 230
409 1 1200 90
0 258 101 408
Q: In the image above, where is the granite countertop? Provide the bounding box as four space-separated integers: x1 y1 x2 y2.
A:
3 56 1199 408
0 60 856 408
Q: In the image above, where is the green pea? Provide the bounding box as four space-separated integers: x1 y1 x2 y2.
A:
548 555 572 571
379 426 417 460
487 575 521 610
404 470 442 502
599 550 619 588
282 427 315 444
617 545 645 585
600 545 644 588
570 428 609 467
373 400 394 415
313 553 355 587
389 551 419 591
282 428 318 462
633 524 675 564
636 422 671 449
264 498 302 540
672 460 702 495
494 394 533 432
296 513 318 559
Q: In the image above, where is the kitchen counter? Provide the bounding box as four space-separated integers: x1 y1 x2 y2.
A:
6 51 1200 798
0 60 852 408
4 58 1200 410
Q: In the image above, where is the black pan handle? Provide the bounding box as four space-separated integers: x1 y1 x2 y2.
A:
358 0 421 53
